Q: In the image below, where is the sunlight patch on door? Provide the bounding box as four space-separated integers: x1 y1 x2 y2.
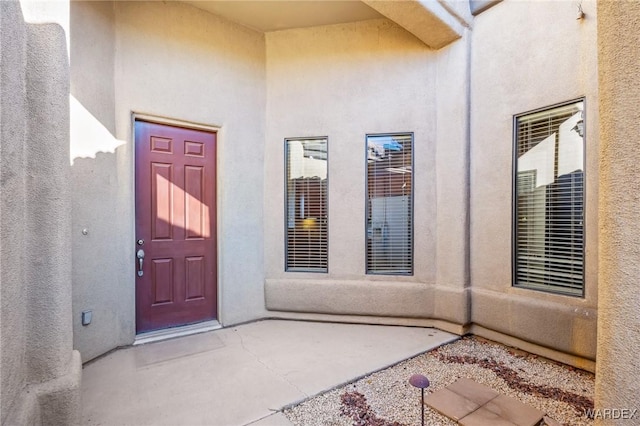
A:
155 172 210 239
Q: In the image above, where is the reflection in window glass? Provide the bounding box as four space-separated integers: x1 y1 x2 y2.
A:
285 138 328 272
366 133 413 274
515 100 584 295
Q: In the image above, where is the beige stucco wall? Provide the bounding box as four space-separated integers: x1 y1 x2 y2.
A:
1 5 31 420
469 0 598 364
1 1 81 423
70 0 267 361
68 0 602 368
6 0 633 420
595 0 640 419
264 19 471 326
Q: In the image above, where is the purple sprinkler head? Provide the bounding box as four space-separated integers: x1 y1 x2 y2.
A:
409 374 430 389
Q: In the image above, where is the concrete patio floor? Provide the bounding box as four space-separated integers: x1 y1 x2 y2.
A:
81 319 457 426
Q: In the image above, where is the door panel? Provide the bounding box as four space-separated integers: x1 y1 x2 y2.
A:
151 163 173 240
152 258 174 304
185 256 205 300
135 120 217 333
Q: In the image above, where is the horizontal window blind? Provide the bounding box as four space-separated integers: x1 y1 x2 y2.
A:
514 100 584 295
285 138 328 272
366 134 413 275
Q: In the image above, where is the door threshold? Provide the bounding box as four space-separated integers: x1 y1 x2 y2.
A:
134 320 222 346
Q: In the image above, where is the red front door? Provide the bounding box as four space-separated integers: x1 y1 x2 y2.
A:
135 120 217 333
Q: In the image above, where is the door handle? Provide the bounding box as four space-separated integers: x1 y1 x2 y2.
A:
136 249 145 277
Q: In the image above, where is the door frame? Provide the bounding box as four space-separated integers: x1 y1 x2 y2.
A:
131 112 223 333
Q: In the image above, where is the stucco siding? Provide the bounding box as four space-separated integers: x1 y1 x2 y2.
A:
67 0 602 368
1 1 81 423
5 0 640 421
70 0 267 361
595 0 640 417
264 19 439 317
1 2 30 421
469 0 599 360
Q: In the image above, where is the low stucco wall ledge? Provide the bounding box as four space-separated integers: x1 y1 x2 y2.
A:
266 278 469 322
471 288 597 360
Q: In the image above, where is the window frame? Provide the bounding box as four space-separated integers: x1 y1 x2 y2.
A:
511 98 586 297
284 136 329 273
365 132 415 276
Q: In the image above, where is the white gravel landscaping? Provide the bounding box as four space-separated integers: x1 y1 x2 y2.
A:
283 336 594 426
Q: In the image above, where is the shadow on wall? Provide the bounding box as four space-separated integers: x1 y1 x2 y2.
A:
70 96 133 361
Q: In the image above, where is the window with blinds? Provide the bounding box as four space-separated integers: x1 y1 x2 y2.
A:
366 133 413 275
285 138 328 272
514 100 585 296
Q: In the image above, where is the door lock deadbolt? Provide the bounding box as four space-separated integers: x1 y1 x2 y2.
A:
137 239 144 246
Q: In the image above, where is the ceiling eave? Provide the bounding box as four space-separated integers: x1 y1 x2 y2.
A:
363 0 471 49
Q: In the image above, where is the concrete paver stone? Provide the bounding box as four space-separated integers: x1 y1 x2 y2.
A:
425 378 544 426
447 378 499 406
424 388 480 421
483 394 544 426
459 407 518 426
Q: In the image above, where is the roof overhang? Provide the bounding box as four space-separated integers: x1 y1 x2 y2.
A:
364 0 470 49
179 0 470 49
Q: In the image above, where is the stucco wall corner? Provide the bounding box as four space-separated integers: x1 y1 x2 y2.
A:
25 18 73 383
434 29 471 299
595 0 640 415
432 286 471 325
1 392 42 426
3 351 81 426
2 2 79 424
33 351 82 426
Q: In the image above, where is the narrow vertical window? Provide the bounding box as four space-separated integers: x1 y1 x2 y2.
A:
514 100 585 295
366 133 413 274
285 138 328 272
